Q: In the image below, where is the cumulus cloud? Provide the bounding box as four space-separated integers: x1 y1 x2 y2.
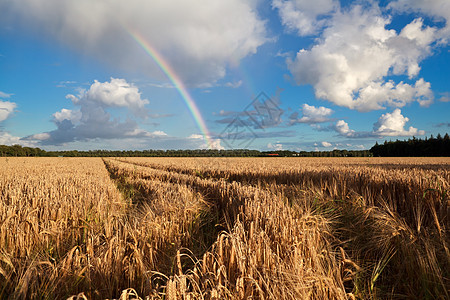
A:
0 91 16 122
151 130 168 137
0 93 32 146
321 141 332 147
0 132 20 145
287 4 437 111
0 100 16 122
67 78 149 118
188 134 224 150
0 132 38 147
272 0 338 36
333 109 425 138
27 133 51 141
1 0 268 86
53 109 82 124
335 120 355 137
25 78 161 145
373 108 425 136
389 0 450 43
289 103 333 124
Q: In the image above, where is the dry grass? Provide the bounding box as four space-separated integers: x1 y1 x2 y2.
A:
0 157 448 299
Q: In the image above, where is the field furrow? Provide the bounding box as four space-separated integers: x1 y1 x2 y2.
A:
105 157 449 299
103 158 352 299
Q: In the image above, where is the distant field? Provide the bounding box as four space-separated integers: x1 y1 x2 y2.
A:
1 157 449 299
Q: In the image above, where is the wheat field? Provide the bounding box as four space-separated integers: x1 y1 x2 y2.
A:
0 157 448 299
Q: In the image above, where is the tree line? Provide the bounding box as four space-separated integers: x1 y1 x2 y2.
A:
0 145 371 157
370 133 450 157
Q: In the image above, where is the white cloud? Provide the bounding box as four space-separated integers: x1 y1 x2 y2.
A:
287 4 436 111
28 133 51 141
373 108 425 136
389 0 450 43
151 130 168 137
53 109 82 123
0 132 37 147
321 141 332 147
56 81 77 88
208 139 224 150
272 0 338 36
188 134 204 140
0 91 13 98
0 132 23 145
268 142 283 150
0 100 16 122
188 134 224 150
224 80 243 88
290 103 333 124
67 78 149 118
439 92 450 102
26 78 161 145
333 109 424 138
1 0 268 86
0 93 24 146
335 120 355 137
124 129 168 138
355 78 434 110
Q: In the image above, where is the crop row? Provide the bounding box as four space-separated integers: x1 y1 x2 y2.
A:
107 157 449 299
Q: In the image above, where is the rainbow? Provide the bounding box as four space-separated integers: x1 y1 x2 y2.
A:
125 26 213 149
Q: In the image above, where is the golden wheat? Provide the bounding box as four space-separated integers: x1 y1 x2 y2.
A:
1 157 448 299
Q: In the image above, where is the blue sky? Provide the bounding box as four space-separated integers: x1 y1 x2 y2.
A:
0 0 449 151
